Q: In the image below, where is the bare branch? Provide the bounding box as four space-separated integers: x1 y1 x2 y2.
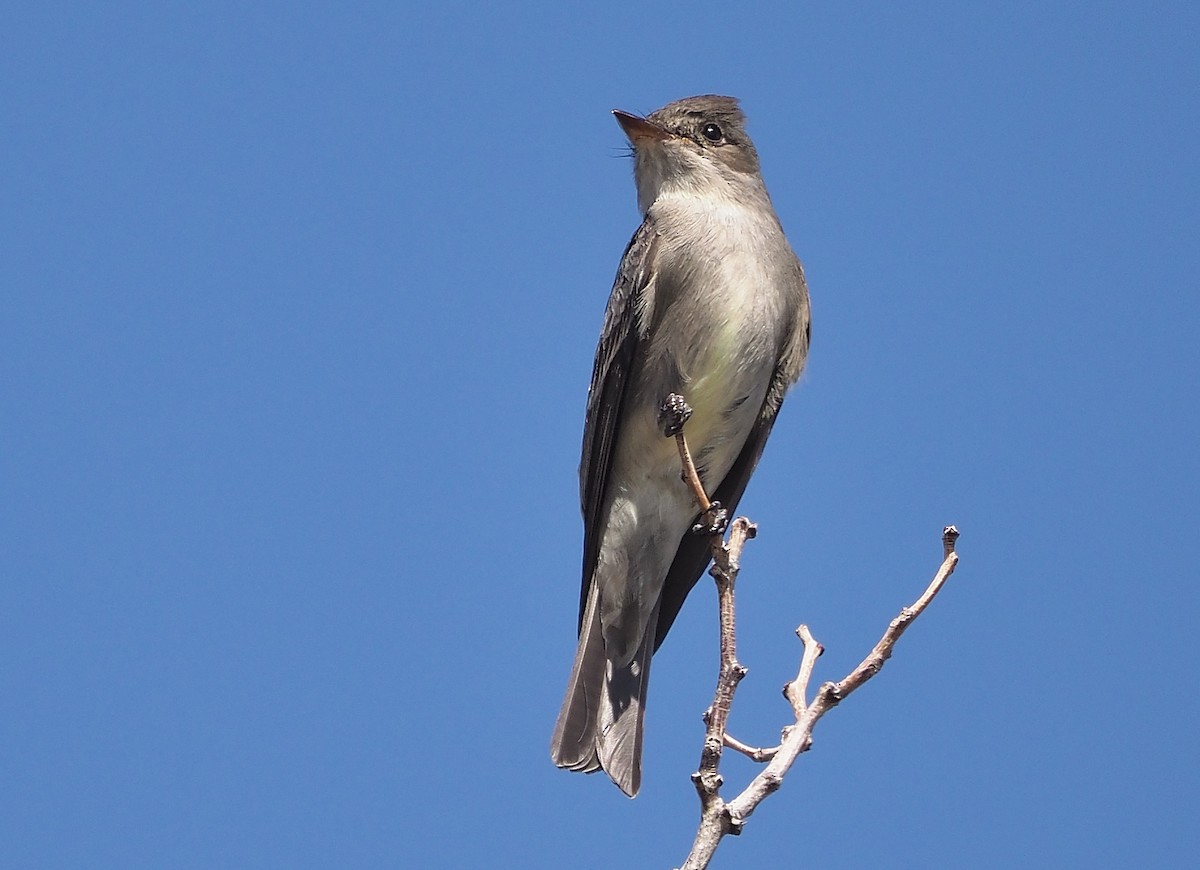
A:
692 515 753 791
679 526 963 869
662 393 964 869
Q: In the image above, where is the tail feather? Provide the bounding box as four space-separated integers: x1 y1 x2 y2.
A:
595 616 655 797
551 586 658 797
550 589 604 773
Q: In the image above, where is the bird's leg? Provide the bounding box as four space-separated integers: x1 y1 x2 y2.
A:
660 393 730 537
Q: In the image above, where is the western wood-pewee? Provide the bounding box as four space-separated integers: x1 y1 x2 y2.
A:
551 95 811 797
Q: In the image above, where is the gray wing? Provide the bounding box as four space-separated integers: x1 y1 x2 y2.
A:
577 217 660 631
654 259 811 648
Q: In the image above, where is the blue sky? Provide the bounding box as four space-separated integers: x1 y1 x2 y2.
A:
3 3 1198 867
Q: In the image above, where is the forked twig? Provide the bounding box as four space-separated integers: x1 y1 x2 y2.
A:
663 393 963 870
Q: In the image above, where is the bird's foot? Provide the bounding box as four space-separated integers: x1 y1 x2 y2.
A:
691 501 728 536
658 393 692 438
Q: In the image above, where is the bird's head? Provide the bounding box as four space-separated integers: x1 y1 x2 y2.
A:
613 95 762 213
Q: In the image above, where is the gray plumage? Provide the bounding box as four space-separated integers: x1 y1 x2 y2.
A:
551 95 811 797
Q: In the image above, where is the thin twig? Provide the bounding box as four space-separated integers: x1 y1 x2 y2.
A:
722 732 778 763
783 624 824 714
727 527 960 826
674 430 713 513
681 510 753 869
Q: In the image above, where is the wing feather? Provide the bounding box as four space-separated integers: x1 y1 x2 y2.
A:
576 219 660 630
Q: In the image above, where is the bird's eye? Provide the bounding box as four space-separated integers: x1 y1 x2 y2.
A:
701 123 723 142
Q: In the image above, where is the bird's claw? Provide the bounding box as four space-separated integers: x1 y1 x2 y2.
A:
691 501 728 536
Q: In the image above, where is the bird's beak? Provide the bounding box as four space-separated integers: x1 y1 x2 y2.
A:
613 110 669 144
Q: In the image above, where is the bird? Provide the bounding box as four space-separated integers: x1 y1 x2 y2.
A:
550 95 811 797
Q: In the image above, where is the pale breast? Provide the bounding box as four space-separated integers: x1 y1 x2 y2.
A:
639 196 793 475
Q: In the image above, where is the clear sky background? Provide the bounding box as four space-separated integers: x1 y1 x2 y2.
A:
3 3 1198 868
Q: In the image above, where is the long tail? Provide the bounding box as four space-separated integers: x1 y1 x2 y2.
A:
550 584 657 797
